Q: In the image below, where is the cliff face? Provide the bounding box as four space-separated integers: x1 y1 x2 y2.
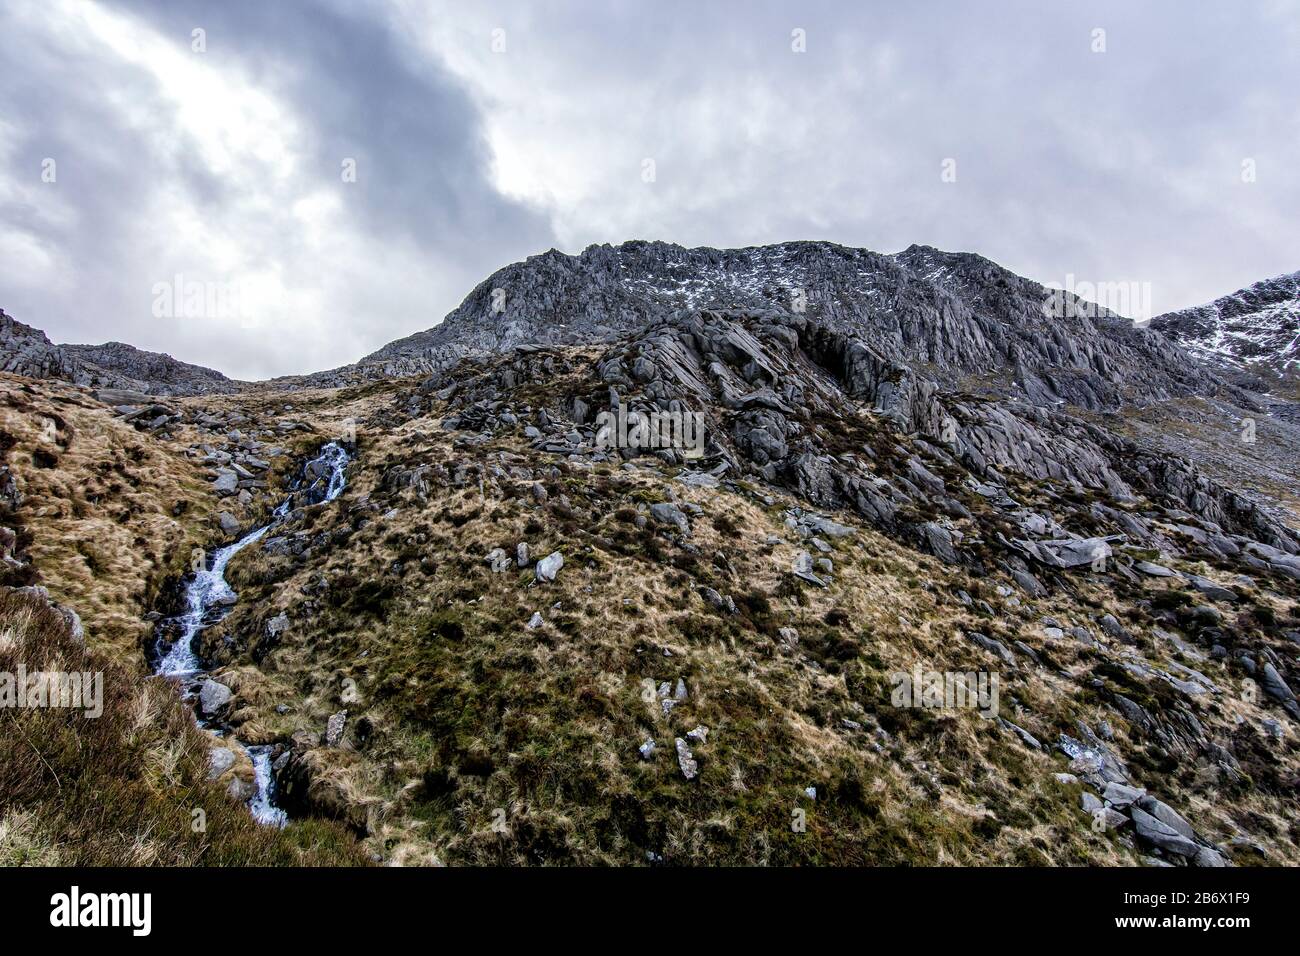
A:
1152 270 1300 382
338 241 1219 412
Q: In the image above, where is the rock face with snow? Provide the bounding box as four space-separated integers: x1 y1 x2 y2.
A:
1152 270 1300 381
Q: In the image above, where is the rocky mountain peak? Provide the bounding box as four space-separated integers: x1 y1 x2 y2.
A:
1152 269 1300 382
344 240 1221 414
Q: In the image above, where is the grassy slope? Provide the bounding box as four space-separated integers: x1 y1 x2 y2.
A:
3 369 1297 866
209 379 1299 866
0 374 367 865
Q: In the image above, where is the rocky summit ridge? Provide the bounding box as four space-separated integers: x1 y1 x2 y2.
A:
1152 269 1300 385
324 240 1224 411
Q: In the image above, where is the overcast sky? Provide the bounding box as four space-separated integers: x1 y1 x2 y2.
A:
1 0 1296 380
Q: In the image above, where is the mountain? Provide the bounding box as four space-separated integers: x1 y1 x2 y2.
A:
0 308 239 397
315 241 1220 412
1152 270 1300 381
3 244 1299 867
62 341 241 395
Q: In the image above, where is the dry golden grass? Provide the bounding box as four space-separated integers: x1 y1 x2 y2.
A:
193 399 1184 866
3 367 1295 867
0 374 217 663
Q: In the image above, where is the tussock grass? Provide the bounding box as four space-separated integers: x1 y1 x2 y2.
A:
0 588 369 866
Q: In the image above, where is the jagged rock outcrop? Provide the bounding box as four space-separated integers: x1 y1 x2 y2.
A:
1153 269 1299 381
289 241 1228 408
417 306 1298 584
62 341 241 395
0 310 80 381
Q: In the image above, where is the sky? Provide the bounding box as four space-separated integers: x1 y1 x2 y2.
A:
1 0 1297 380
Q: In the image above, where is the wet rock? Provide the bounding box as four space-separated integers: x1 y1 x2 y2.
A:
208 747 236 780
198 679 233 717
217 511 241 536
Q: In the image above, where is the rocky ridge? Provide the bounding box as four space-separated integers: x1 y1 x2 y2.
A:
305 241 1231 412
0 309 239 396
1152 270 1300 384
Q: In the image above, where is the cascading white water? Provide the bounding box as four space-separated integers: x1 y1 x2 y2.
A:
153 441 350 826
246 746 289 827
156 526 270 677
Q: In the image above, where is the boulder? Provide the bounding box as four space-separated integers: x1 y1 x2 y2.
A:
649 502 690 534
198 679 233 717
212 469 239 496
535 551 564 582
675 738 699 780
324 710 348 748
208 747 237 780
1130 805 1199 857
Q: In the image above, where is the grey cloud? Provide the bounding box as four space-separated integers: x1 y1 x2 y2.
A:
1 0 1296 379
0 0 553 379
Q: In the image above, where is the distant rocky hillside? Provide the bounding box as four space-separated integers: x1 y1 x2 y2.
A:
1152 270 1300 382
63 340 241 395
0 310 80 382
0 309 240 396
